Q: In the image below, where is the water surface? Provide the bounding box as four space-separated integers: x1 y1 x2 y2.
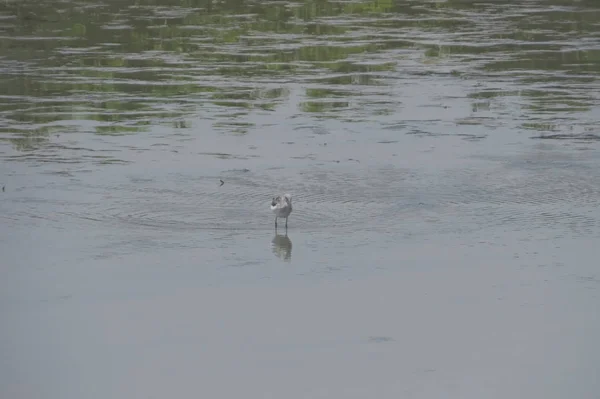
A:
1 0 599 398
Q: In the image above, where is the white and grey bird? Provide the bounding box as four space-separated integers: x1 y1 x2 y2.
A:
271 193 292 228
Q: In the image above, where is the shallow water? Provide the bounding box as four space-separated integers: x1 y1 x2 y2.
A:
1 0 600 398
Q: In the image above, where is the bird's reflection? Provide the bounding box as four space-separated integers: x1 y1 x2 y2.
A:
271 231 292 262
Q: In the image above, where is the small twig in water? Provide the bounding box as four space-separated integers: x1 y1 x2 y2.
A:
219 179 224 186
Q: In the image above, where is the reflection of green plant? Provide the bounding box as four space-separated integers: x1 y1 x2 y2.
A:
4 125 70 151
468 91 519 99
213 120 255 135
306 88 350 98
2 0 599 151
95 125 147 135
71 23 86 37
521 122 559 132
484 49 600 73
301 101 348 112
9 136 48 151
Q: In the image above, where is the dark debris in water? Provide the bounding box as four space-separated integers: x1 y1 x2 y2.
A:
407 130 449 137
457 133 487 141
531 133 600 141
198 152 259 160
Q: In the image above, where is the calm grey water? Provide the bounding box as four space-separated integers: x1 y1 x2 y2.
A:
1 0 600 398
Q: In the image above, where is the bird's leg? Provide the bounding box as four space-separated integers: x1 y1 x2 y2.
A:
285 217 288 228
275 216 278 229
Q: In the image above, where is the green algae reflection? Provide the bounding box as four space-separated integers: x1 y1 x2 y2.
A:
0 0 599 150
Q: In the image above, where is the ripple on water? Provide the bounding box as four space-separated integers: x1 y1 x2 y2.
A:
1 0 599 243
14 139 591 239
1 0 598 149
427 149 600 236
